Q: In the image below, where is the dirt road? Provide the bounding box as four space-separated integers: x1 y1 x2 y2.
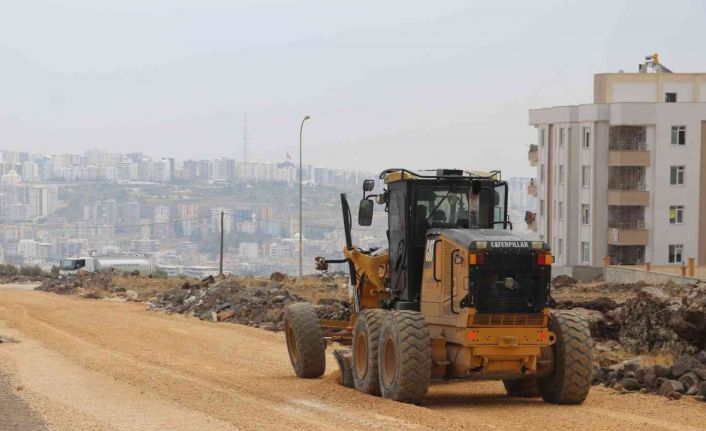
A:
0 288 704 431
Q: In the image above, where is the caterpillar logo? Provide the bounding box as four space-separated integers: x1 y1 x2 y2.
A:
490 241 529 248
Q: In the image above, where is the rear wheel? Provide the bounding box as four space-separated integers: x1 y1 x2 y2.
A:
537 310 593 404
378 311 431 403
284 303 326 378
503 378 540 397
352 309 387 395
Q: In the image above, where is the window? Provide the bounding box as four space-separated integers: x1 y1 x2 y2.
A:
540 164 545 183
558 201 564 221
669 205 684 224
581 241 590 263
582 127 591 149
581 165 591 187
539 200 545 217
668 244 683 263
581 204 590 225
553 200 557 219
665 92 677 103
559 128 564 147
671 126 686 146
557 238 564 256
540 128 546 147
558 165 565 185
670 166 685 185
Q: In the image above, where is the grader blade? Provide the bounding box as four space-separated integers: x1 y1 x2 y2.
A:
333 349 354 388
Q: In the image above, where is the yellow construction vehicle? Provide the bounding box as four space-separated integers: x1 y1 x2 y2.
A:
284 168 592 404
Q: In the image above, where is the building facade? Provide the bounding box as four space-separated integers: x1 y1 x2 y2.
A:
529 71 706 267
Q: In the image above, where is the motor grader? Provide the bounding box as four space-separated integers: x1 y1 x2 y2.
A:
284 168 592 404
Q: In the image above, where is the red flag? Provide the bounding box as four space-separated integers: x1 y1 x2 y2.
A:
286 152 292 160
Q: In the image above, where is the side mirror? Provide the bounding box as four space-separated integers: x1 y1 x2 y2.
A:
358 199 374 226
363 179 375 192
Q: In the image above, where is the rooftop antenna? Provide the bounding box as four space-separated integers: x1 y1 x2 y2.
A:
638 53 672 73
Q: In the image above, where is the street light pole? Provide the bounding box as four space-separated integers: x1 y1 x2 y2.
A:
299 115 310 278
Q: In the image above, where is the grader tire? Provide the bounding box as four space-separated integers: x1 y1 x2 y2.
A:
284 302 326 378
352 309 388 395
537 310 593 404
378 311 431 403
503 378 540 398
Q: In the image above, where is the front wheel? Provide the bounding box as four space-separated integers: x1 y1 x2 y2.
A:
537 310 593 404
284 303 326 378
378 311 431 403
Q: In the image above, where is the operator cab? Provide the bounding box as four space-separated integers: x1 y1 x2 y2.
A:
358 169 512 309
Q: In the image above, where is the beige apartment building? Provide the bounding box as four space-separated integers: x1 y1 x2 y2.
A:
528 65 706 268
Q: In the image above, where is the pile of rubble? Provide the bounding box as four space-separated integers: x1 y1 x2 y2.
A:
148 273 351 331
37 270 116 296
553 279 706 401
594 352 706 400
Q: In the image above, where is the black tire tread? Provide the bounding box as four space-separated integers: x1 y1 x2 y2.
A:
352 309 387 395
284 302 326 378
379 311 431 403
537 310 593 404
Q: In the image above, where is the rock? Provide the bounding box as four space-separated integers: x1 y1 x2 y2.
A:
621 357 643 372
125 290 139 301
552 274 576 287
270 272 287 282
678 372 700 390
653 365 673 379
271 295 287 303
215 302 232 312
217 310 236 321
686 385 699 396
671 354 699 377
259 322 276 331
623 371 635 379
643 370 658 388
695 350 706 364
667 391 682 400
198 311 212 320
634 367 648 383
639 388 650 394
694 366 706 380
211 311 218 322
655 377 666 389
698 381 706 398
621 377 641 391
658 380 685 396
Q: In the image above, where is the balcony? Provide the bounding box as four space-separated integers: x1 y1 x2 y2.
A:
607 150 651 167
527 180 537 197
528 144 538 167
607 228 649 246
607 190 650 206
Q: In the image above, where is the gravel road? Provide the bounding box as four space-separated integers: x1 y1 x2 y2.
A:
0 289 704 431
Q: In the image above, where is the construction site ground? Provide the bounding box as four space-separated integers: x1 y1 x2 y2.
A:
1 283 705 431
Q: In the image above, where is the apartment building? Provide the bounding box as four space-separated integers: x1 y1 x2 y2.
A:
529 66 706 267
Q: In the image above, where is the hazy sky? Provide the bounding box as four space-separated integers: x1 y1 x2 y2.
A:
1 0 705 177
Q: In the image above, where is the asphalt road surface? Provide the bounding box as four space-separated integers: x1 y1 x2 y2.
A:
0 287 705 431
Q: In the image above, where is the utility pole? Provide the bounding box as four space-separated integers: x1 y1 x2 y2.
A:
299 115 310 278
219 210 224 276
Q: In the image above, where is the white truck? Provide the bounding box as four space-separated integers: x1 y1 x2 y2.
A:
59 255 153 277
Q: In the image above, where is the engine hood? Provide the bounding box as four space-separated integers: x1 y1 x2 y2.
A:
428 228 549 251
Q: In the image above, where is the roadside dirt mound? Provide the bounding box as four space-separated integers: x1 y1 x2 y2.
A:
556 281 706 402
148 275 351 331
36 270 197 301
